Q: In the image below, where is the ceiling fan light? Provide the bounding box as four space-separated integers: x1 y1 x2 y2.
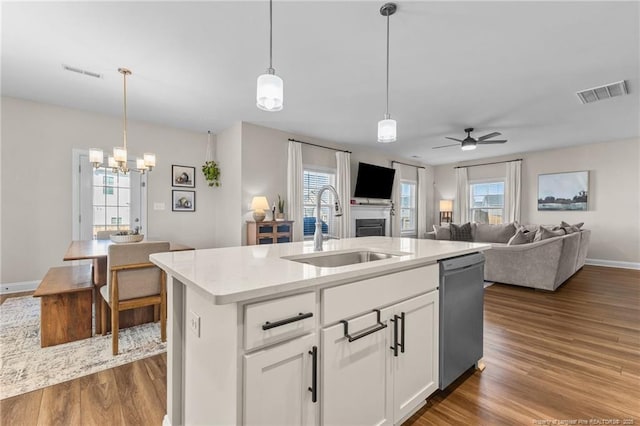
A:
256 71 283 112
377 118 397 143
461 143 476 151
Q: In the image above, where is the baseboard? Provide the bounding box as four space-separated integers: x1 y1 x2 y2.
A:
585 258 640 270
0 280 39 295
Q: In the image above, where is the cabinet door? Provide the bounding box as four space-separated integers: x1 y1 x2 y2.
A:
322 311 392 426
390 291 439 423
244 333 318 426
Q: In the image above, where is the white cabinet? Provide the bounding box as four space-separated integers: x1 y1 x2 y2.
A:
322 310 393 426
322 291 439 426
244 333 318 426
385 291 439 422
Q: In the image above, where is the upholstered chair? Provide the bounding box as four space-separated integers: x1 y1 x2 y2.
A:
100 241 170 355
96 230 115 240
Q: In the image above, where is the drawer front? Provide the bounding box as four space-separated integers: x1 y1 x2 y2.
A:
245 292 316 351
276 224 290 233
322 265 437 326
257 224 274 234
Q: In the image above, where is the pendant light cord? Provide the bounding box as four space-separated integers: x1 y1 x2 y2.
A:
123 70 128 150
385 9 390 117
269 0 273 71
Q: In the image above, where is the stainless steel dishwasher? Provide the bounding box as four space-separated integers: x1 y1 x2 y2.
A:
439 252 485 389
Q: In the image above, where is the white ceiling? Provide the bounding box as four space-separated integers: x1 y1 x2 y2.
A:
2 1 639 165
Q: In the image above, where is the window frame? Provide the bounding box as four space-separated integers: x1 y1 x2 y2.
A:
302 165 337 240
399 179 417 236
468 178 505 224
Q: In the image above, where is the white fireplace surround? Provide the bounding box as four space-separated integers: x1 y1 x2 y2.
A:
350 204 392 237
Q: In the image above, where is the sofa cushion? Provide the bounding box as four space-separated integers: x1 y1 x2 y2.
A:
474 222 517 243
507 228 536 245
432 225 451 240
561 221 584 233
450 222 473 241
534 226 565 241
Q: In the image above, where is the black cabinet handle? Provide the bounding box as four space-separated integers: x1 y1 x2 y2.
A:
341 309 387 343
308 346 318 403
390 315 399 357
399 312 405 354
262 312 313 330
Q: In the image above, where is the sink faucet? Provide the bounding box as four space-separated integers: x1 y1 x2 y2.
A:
314 185 343 251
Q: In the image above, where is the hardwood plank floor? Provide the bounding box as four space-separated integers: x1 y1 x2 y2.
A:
1 265 638 425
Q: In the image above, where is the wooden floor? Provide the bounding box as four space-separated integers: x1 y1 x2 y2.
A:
1 265 638 425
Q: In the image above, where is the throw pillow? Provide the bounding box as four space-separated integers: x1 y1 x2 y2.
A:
474 222 518 243
534 226 565 242
432 224 451 240
507 228 536 245
561 221 584 233
450 222 473 242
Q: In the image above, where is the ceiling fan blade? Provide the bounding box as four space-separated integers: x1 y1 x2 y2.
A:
478 132 501 141
477 140 507 144
432 143 460 149
445 137 463 142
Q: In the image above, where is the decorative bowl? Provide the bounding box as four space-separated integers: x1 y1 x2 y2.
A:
110 234 144 243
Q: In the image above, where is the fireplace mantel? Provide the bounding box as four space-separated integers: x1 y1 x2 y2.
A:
350 204 391 237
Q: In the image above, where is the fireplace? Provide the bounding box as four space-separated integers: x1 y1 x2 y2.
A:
355 219 386 237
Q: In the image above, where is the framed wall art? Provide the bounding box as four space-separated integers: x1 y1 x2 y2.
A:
172 190 196 212
538 171 589 211
172 165 195 188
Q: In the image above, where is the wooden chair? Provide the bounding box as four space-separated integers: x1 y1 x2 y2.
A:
100 241 170 355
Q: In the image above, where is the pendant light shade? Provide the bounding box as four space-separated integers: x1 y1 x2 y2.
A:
377 3 397 143
256 0 283 112
257 70 283 111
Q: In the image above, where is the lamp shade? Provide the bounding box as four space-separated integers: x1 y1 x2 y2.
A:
89 149 103 165
143 153 156 168
251 196 270 211
108 156 118 168
136 158 147 170
113 146 127 163
439 199 453 212
256 73 284 111
377 118 397 143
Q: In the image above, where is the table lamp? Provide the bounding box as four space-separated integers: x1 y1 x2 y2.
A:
439 199 453 224
251 196 270 222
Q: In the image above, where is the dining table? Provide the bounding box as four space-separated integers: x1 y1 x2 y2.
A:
64 239 193 334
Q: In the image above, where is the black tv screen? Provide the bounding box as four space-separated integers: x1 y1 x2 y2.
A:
353 162 396 200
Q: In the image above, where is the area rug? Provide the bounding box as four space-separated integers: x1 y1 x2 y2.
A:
0 296 166 399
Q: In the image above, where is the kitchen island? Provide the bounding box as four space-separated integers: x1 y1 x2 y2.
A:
151 236 490 426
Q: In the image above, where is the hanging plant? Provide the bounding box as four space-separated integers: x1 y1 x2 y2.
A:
202 130 221 187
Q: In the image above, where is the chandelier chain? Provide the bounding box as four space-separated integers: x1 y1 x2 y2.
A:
386 8 390 116
269 0 273 71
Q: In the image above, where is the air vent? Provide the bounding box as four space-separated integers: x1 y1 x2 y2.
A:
62 64 102 79
576 80 628 104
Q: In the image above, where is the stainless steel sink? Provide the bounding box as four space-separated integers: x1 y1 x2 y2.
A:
284 250 403 268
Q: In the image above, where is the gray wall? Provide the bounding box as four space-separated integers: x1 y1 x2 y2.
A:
433 138 640 264
1 97 218 284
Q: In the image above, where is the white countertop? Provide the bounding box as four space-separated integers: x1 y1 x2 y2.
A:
150 236 490 305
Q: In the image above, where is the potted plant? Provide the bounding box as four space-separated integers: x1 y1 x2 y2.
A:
276 194 285 220
202 160 220 187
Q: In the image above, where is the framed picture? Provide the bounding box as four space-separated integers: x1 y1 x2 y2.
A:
172 190 196 212
172 165 195 188
538 171 589 211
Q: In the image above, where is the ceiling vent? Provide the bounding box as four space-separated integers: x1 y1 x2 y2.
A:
576 80 628 104
62 64 102 79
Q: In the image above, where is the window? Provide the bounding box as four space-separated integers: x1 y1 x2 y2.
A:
303 168 336 238
92 168 133 237
469 181 504 224
399 181 417 234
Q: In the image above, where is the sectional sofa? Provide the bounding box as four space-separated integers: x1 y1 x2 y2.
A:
426 222 590 291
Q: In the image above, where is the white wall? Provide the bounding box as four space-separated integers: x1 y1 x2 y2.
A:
215 122 244 248
433 138 640 264
1 97 218 284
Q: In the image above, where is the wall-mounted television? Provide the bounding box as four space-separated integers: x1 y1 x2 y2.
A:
353 162 396 200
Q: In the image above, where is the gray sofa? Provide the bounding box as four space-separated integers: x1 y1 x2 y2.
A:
426 223 590 291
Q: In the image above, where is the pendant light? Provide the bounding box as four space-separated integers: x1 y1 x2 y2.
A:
90 68 156 174
256 0 283 111
377 3 397 143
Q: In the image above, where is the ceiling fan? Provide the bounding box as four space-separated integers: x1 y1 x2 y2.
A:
433 127 507 151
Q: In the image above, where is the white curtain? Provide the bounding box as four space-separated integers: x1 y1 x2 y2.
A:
454 167 469 224
504 160 522 223
287 141 304 242
417 167 428 238
391 163 402 237
335 151 352 238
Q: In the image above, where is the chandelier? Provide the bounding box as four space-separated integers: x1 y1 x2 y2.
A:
89 68 156 174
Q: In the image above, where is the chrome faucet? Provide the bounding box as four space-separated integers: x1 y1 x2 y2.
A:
314 185 343 251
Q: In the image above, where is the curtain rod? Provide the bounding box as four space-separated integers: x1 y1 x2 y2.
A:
391 160 425 169
288 138 351 153
454 158 522 169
